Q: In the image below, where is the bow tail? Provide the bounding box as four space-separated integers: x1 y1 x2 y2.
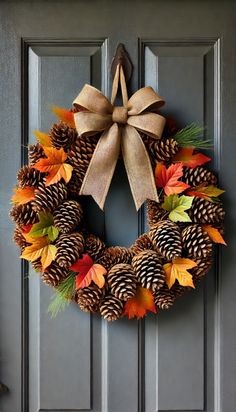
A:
121 125 159 210
79 123 121 210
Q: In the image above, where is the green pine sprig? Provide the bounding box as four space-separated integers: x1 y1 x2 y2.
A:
174 123 212 148
48 272 76 318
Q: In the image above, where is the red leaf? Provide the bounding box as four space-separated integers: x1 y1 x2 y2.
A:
71 254 107 289
155 162 189 195
173 147 211 168
21 224 33 234
52 106 75 128
123 287 157 319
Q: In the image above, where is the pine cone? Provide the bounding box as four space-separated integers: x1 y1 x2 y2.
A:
67 134 98 173
99 246 133 271
28 144 45 165
10 203 38 226
75 284 105 313
154 285 175 309
182 224 212 258
100 294 124 321
17 165 44 187
41 262 68 286
50 121 77 151
107 263 137 301
171 283 187 299
148 137 179 162
189 198 225 224
191 256 213 281
130 233 154 255
85 234 106 261
13 227 28 250
147 200 167 227
31 258 42 272
32 181 68 213
183 166 217 187
149 220 182 261
132 250 165 292
53 200 83 234
67 169 83 196
55 232 85 268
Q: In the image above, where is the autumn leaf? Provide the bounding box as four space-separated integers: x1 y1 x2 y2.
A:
173 147 211 168
21 235 57 270
164 258 197 289
33 146 73 186
162 194 194 222
52 106 75 128
187 184 225 202
123 286 157 319
21 224 33 234
155 162 190 195
28 212 59 241
12 186 36 205
70 254 107 289
203 225 227 245
33 130 52 147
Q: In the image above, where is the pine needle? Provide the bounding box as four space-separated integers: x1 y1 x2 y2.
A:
174 123 212 148
48 272 76 318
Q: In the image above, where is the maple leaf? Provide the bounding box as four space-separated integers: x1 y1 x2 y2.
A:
33 146 73 186
155 162 190 195
162 194 194 222
164 258 197 289
12 186 36 205
123 286 157 319
28 212 59 241
70 254 107 289
203 225 227 245
21 224 33 234
173 147 211 168
187 184 225 202
52 106 75 128
21 235 57 270
33 130 52 147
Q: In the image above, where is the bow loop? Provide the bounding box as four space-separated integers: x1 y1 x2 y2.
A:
72 64 166 210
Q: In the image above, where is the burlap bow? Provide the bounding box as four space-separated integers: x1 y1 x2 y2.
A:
73 64 166 210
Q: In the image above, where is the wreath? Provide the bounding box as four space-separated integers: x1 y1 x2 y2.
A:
10 63 226 321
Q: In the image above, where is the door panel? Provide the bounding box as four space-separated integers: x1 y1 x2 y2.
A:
1 2 236 412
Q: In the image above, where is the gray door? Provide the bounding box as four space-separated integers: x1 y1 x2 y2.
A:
1 1 235 411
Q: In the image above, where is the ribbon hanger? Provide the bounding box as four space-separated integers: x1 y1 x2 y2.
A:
73 60 166 210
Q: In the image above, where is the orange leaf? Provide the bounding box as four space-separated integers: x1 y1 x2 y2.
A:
52 106 75 128
123 287 157 319
203 225 227 245
12 186 36 205
33 130 52 147
187 184 225 201
164 258 197 289
21 235 57 270
33 147 73 186
72 254 107 289
173 147 211 168
155 162 190 195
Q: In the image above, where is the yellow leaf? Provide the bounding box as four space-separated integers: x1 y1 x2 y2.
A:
33 130 52 147
164 258 197 289
21 236 57 270
33 146 73 186
12 186 36 205
203 225 227 245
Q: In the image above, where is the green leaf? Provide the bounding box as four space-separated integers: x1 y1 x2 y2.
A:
174 123 212 148
29 212 59 241
162 194 194 222
48 272 76 317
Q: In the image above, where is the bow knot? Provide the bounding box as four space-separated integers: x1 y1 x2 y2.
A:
112 106 128 124
73 64 166 210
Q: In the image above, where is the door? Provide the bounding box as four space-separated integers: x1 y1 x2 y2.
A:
1 1 235 411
